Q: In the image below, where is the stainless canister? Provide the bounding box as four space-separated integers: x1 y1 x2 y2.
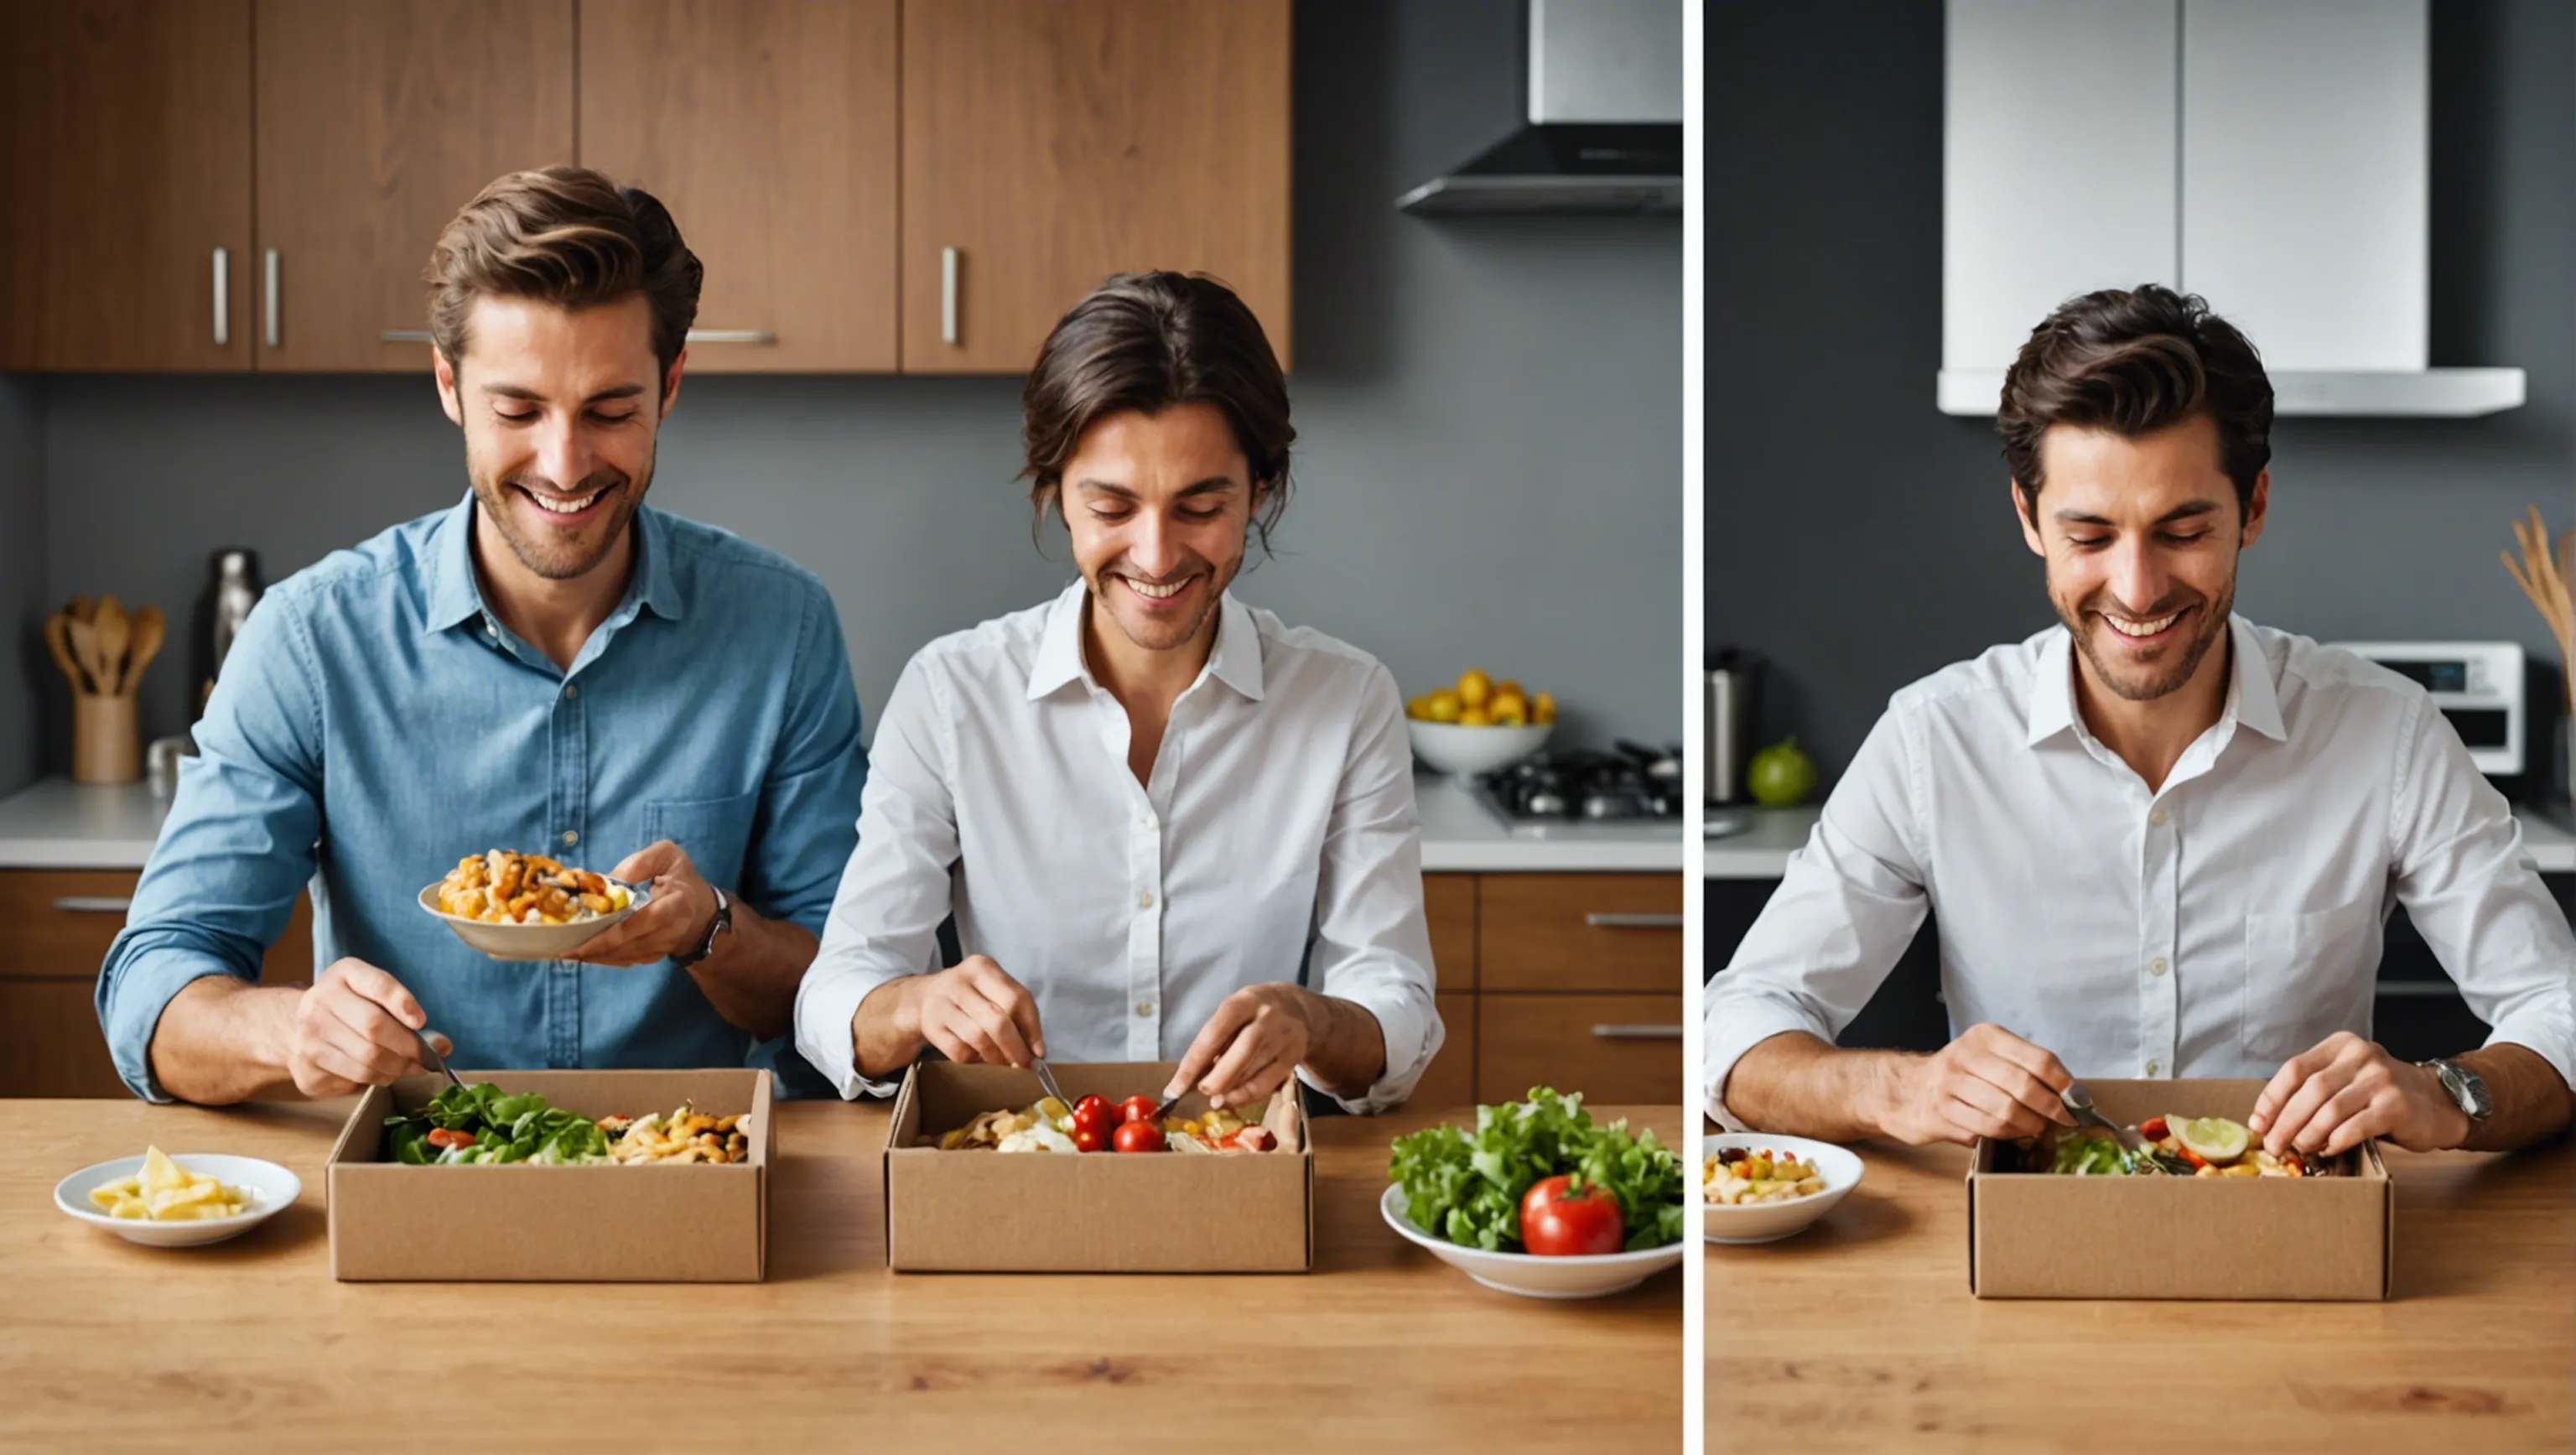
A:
1706 649 1760 805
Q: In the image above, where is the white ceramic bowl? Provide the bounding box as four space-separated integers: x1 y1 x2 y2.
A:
1380 1184 1685 1299
55 1153 301 1248
418 878 649 961
1406 720 1554 781
1701 1132 1865 1245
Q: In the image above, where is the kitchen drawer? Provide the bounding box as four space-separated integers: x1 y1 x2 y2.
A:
1425 874 1476 991
0 870 313 984
1410 992 1477 1110
0 979 131 1098
1476 993 1682 1107
1478 874 1683 993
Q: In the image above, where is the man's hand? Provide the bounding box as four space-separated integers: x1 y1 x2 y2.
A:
287 959 449 1097
1880 1022 2077 1146
569 839 718 967
1169 984 1328 1111
2251 1031 2470 1157
895 956 1047 1069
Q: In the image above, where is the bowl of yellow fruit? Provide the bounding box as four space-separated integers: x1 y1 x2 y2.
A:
55 1145 299 1247
1405 668 1557 780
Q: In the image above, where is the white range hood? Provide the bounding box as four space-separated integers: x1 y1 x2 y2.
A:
1940 0 2522 419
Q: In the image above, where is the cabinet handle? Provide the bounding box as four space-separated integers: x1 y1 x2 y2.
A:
1590 1024 1682 1040
940 246 960 346
1584 912 1683 929
2375 981 2462 999
685 329 777 345
211 247 229 346
51 896 132 915
380 329 432 344
262 247 280 348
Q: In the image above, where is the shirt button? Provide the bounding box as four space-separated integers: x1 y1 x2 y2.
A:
2149 957 2168 976
1136 890 1155 909
1140 813 1159 831
484 619 499 639
561 830 579 847
2146 1059 2162 1076
1135 1001 1154 1018
2149 808 2168 827
564 684 578 700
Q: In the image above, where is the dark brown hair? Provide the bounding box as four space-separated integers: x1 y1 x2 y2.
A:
425 166 703 395
1997 283 2272 522
1019 272 1295 553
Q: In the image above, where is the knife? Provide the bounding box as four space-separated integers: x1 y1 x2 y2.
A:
1031 1057 1075 1113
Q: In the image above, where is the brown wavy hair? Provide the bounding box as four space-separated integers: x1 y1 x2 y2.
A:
424 166 703 396
1019 272 1295 554
1997 284 2272 523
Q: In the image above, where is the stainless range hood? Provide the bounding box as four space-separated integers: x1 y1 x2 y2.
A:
1396 0 1681 216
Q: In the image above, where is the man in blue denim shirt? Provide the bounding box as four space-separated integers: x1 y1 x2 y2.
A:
98 168 865 1104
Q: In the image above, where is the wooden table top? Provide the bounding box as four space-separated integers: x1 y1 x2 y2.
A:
5 1097 1680 1452
1706 1135 2575 1454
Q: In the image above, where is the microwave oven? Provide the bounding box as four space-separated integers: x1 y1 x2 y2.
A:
2329 641 2525 777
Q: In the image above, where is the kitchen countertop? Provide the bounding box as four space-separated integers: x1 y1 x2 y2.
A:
1702 803 2576 878
1706 1133 2573 1452
0 775 1691 876
6 1098 1680 1451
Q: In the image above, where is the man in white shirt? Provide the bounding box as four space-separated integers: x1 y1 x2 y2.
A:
796 273 1441 1113
1707 284 2573 1156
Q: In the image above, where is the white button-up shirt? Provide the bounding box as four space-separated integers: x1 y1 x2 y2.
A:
796 580 1442 1109
1704 616 2576 1126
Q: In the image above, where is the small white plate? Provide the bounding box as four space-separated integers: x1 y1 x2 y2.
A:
1380 1185 1685 1299
1701 1133 1865 1244
418 877 649 961
55 1153 302 1248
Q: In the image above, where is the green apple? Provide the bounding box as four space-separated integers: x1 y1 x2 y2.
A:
1747 737 1816 808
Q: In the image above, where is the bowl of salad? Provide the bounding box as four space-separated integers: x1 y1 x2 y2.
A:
1701 1132 1863 1244
1383 1088 1686 1299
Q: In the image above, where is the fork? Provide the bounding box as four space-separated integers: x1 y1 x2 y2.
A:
1030 1057 1075 1113
415 1028 465 1091
2060 1082 2141 1151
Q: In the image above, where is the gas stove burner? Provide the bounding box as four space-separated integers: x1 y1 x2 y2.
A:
1481 744 1685 823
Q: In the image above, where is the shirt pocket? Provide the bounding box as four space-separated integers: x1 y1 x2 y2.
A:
2241 899 2382 1061
642 791 761 899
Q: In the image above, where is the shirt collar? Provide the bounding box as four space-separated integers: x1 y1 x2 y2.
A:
1023 579 1267 703
421 491 683 637
2025 611 2288 747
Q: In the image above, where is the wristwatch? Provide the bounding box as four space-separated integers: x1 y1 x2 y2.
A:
2418 1057 2491 1126
673 885 731 969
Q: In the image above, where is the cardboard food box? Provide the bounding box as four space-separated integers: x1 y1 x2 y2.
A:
326 1068 774 1282
884 1060 1312 1273
1968 1078 2392 1301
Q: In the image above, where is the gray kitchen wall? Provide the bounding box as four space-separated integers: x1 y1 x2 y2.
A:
0 375 39 793
19 0 1681 775
1709 0 2574 786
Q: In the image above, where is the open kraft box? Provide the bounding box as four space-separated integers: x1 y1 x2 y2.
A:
1968 1078 2392 1301
885 1060 1312 1273
327 1068 774 1282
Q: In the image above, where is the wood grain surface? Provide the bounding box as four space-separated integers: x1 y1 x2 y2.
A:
1706 1135 2576 1454
3 1098 1679 1451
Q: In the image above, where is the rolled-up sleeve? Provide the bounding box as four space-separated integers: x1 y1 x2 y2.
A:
96 591 325 1103
2390 695 2576 1089
1705 708 1930 1129
794 653 958 1099
1301 664 1442 1113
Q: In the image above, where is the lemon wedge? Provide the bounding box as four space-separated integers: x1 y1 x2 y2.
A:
2169 1115 2250 1165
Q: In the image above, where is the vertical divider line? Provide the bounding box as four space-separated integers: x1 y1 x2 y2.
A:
2174 0 2186 288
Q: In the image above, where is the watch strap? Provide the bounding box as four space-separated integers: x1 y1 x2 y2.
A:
2419 1057 2490 1123
674 885 731 969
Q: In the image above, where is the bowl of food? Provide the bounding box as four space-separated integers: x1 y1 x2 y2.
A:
1404 668 1558 781
419 849 647 961
1384 1088 1686 1299
55 1146 300 1247
1405 720 1555 781
1701 1132 1864 1245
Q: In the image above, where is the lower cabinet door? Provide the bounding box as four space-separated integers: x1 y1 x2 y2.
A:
1476 992 1684 1107
1408 992 1478 1110
0 979 132 1098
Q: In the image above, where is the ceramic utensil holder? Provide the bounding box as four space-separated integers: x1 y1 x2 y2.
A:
73 694 140 784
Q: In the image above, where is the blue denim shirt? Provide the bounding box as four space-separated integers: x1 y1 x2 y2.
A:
97 493 867 1100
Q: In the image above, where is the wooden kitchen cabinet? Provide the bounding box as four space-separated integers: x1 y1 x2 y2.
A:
0 870 313 1098
899 0 1293 372
1478 873 1685 995
253 0 575 372
0 0 255 372
1477 992 1683 1107
1424 873 1476 991
579 0 901 372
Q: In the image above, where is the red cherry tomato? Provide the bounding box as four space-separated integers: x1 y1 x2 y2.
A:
1072 1101 1117 1141
1071 1125 1109 1154
1118 1095 1160 1125
1519 1174 1623 1257
1113 1120 1166 1153
1073 1094 1109 1119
